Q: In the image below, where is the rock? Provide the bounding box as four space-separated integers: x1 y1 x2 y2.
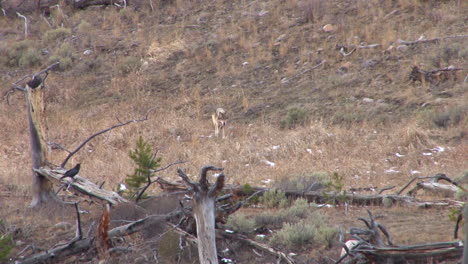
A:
322 24 336 33
83 49 93 56
275 34 287 42
362 98 374 103
258 9 269 17
363 59 379 68
54 222 72 231
397 45 409 52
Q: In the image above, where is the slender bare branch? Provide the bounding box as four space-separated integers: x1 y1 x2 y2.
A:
150 160 186 173
16 12 28 38
60 107 156 168
136 160 187 202
208 174 225 198
378 186 396 194
199 166 223 191
177 168 198 192
74 202 83 239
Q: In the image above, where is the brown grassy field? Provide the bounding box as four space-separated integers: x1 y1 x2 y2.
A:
0 0 467 263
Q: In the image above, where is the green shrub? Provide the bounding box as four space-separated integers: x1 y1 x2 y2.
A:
125 136 161 200
119 56 141 74
0 220 12 262
255 198 311 227
280 107 309 129
276 172 329 192
77 20 92 33
48 42 75 71
48 55 72 71
270 212 337 249
285 198 310 219
43 28 71 43
226 213 256 234
324 172 347 204
271 220 316 248
431 105 467 128
259 188 288 208
4 40 41 67
55 42 73 58
315 225 338 248
18 48 41 67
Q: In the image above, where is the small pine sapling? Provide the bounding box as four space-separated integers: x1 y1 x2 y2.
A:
124 136 161 200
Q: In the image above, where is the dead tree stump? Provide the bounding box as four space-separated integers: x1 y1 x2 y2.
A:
177 166 225 264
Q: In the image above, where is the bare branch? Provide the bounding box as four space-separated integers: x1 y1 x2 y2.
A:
136 160 187 202
60 108 156 168
177 168 198 192
199 166 223 191
378 186 396 194
74 202 83 239
208 173 225 198
150 160 186 173
16 12 28 38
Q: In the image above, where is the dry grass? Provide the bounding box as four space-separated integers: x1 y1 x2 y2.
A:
0 0 467 262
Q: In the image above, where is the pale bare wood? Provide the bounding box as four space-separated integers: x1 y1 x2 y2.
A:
397 34 468 45
35 166 128 205
178 165 224 264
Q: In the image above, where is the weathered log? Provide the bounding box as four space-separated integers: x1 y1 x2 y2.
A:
341 210 464 264
35 166 128 205
397 34 468 45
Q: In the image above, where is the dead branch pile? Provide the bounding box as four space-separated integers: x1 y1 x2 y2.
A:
337 210 463 264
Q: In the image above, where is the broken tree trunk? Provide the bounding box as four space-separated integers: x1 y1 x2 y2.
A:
22 65 59 207
464 203 468 264
177 166 225 264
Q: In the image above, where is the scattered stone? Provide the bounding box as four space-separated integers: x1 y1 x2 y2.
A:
363 59 379 68
258 9 269 17
15 240 25 246
54 222 72 231
322 24 336 33
275 34 287 42
362 97 374 103
397 44 409 52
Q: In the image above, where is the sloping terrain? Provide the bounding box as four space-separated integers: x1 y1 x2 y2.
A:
0 0 467 263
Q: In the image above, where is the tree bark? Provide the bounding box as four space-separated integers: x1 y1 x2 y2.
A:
193 196 218 264
177 166 225 264
463 204 468 264
26 81 55 207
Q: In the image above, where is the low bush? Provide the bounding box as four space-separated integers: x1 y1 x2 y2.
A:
270 212 337 249
280 107 309 129
119 56 141 74
226 213 256 234
3 41 41 68
43 28 71 43
259 188 288 208
276 172 329 192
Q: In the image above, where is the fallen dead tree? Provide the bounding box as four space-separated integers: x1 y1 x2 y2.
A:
35 166 128 205
409 65 464 86
337 210 463 264
397 34 468 46
156 173 465 208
